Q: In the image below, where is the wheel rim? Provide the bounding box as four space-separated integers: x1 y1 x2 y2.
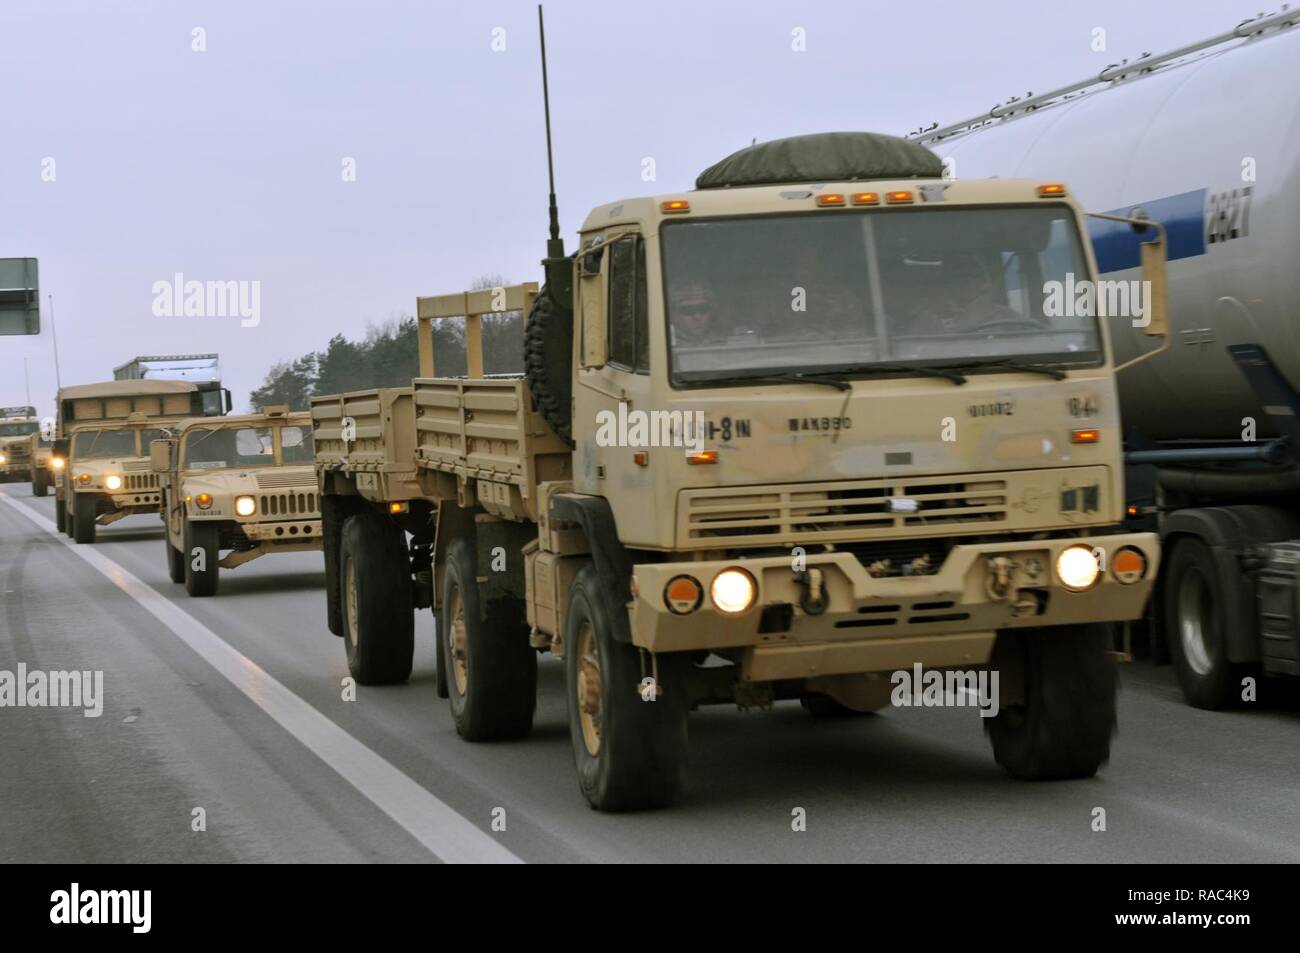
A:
575 621 602 757
344 558 359 648
448 584 469 696
1176 566 1214 676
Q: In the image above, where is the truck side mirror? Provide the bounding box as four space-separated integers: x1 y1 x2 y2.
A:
1137 230 1168 338
149 439 174 474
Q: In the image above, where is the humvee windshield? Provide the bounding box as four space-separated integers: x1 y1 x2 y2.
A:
0 422 39 438
184 427 275 469
73 429 138 458
280 426 314 464
661 205 1101 385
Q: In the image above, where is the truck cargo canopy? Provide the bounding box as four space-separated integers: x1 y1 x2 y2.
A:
696 132 944 189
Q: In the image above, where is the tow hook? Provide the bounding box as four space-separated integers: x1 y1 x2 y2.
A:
796 568 827 615
986 556 1016 602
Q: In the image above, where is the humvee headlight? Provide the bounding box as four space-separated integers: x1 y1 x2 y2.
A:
235 495 256 517
105 474 123 491
0 453 6 465
710 568 757 615
77 473 92 485
1056 545 1101 591
52 456 65 471
195 492 213 510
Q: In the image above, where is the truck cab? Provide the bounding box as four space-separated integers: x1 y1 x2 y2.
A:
0 407 41 484
153 406 321 596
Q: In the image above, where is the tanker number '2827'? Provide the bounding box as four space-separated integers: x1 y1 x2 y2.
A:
1206 187 1252 245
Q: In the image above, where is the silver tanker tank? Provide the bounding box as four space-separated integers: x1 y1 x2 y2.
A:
917 11 1300 441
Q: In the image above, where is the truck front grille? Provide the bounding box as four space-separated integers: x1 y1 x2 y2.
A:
258 490 318 517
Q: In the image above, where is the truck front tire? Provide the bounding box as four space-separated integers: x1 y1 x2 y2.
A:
55 495 67 533
340 511 413 684
32 469 48 497
985 622 1117 781
564 564 690 811
441 538 536 740
183 520 220 596
73 494 97 544
1163 537 1240 709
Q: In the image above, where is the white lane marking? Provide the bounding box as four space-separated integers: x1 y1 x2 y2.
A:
0 491 520 864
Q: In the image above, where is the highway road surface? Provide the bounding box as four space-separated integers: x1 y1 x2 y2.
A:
3 486 1299 864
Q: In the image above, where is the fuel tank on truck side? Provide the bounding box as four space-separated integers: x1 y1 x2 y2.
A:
921 20 1300 441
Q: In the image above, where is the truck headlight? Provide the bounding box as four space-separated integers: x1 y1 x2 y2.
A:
235 495 256 517
711 567 757 615
51 457 65 471
105 474 123 491
1056 545 1101 591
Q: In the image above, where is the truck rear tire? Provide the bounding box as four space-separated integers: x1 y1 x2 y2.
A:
183 520 220 596
55 495 67 533
32 469 48 497
73 494 97 544
441 538 536 740
565 564 689 811
985 623 1116 780
1162 538 1240 709
340 511 413 684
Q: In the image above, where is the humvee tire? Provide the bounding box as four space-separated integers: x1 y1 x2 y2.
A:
165 536 185 584
32 469 48 497
441 537 536 741
183 519 220 597
73 494 97 544
985 623 1116 780
339 510 413 684
55 496 67 533
565 563 689 811
523 286 573 443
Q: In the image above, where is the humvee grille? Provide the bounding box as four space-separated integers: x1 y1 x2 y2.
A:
124 473 158 491
257 490 319 518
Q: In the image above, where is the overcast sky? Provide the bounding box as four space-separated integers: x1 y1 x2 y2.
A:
1 0 1253 413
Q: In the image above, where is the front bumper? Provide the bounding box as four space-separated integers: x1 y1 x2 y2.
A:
239 518 322 543
629 532 1159 680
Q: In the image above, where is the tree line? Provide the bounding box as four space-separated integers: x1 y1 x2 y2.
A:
248 276 525 410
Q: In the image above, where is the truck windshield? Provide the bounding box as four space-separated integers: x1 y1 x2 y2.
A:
661 205 1100 385
73 429 137 458
0 422 39 437
184 427 274 469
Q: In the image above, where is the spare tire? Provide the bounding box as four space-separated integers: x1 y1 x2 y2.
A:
524 285 573 443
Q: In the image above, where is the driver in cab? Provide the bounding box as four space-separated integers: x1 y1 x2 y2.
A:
912 253 1022 335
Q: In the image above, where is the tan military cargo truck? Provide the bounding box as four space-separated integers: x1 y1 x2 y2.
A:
314 132 1168 811
0 406 42 485
26 431 56 496
150 407 321 596
52 380 211 544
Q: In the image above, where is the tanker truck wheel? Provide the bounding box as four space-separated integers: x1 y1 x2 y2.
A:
183 520 220 597
55 495 67 533
564 564 690 811
73 494 97 545
985 623 1116 780
440 538 536 740
523 285 573 442
1163 538 1240 710
32 469 48 497
340 510 413 684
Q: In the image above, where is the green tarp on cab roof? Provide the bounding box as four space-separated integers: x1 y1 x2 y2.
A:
696 131 944 189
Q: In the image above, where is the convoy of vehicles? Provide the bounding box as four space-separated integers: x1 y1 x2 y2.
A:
151 406 321 596
919 8 1300 707
52 379 215 544
310 127 1169 810
0 406 42 485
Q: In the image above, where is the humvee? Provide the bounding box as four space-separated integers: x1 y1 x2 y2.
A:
0 407 41 486
151 406 321 596
26 431 56 496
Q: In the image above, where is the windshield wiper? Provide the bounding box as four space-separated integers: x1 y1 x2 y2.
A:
944 358 1067 380
800 363 968 385
691 373 854 392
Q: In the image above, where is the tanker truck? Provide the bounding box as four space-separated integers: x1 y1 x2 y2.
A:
914 8 1300 708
